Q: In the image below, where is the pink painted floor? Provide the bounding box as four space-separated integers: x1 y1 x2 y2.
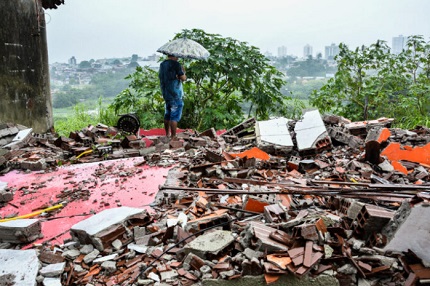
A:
0 157 169 246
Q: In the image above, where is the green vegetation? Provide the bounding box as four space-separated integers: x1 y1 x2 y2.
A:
310 35 430 128
52 70 131 109
287 54 336 78
110 29 297 131
54 97 117 136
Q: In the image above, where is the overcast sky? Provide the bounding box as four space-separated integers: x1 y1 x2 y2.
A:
46 0 430 63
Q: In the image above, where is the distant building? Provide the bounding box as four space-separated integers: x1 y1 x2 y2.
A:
68 56 77 66
324 43 339 61
392 35 406 54
264 51 273 58
277 46 287 58
303 44 313 58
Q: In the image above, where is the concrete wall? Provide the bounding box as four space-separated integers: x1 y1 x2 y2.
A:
0 0 53 133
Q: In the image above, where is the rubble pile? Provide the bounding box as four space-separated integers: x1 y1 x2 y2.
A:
1 110 430 286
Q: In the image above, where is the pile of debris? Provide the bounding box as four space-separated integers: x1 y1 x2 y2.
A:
1 110 430 286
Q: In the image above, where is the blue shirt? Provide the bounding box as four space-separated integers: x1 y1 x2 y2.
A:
159 59 185 101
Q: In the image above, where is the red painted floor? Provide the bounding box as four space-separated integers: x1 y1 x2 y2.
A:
0 157 169 246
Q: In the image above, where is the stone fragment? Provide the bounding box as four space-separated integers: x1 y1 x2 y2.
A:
183 230 234 259
93 253 118 264
39 262 66 277
43 277 62 286
101 261 117 273
79 244 94 255
83 249 100 264
62 249 81 260
160 270 178 281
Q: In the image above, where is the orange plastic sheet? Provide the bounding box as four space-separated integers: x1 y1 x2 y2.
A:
229 147 270 161
377 128 391 143
391 160 408 175
381 142 430 165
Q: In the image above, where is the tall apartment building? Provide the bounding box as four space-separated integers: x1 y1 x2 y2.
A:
392 35 406 54
68 56 77 66
325 43 339 61
303 44 313 58
277 46 287 58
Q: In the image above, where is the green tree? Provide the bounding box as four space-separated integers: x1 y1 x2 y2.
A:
287 55 328 78
110 29 294 131
310 36 430 127
79 61 92 69
310 41 392 121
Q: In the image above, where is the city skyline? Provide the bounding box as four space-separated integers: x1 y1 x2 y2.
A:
46 0 430 63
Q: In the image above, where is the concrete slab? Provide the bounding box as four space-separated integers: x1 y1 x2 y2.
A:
71 207 145 236
255 118 293 149
70 207 147 250
294 109 330 152
0 219 41 243
384 204 430 266
184 230 235 259
0 249 39 286
3 128 33 149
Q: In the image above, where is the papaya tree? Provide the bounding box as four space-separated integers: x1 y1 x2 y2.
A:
110 29 294 131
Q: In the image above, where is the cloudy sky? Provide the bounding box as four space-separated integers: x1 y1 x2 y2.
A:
46 0 430 63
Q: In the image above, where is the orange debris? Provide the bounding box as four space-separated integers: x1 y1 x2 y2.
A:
229 147 270 161
381 142 430 165
266 254 292 270
243 197 269 213
377 128 391 143
264 274 281 284
391 160 408 175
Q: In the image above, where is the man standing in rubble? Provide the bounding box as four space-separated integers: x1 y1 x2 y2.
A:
158 54 186 140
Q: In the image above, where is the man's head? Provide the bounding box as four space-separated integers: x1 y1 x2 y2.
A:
168 54 178 61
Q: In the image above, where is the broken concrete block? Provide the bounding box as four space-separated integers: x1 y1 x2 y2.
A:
70 207 150 251
222 118 256 139
43 277 62 286
39 262 66 277
0 181 13 202
0 249 40 285
183 230 235 259
264 203 288 223
0 219 41 243
160 270 178 281
185 212 230 233
3 128 33 149
365 127 391 164
327 126 363 149
255 117 294 153
354 205 394 240
21 158 46 171
384 202 430 267
182 252 206 271
241 222 288 252
294 110 332 154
